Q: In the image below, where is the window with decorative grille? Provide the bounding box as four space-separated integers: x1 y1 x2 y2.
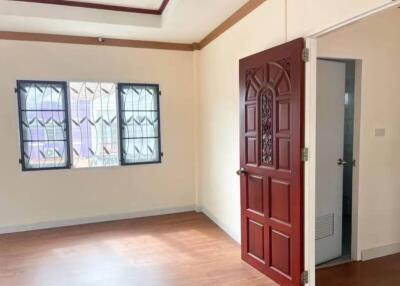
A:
16 81 161 171
118 83 162 165
16 81 71 171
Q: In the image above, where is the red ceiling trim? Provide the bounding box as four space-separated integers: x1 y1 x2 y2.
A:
13 0 170 15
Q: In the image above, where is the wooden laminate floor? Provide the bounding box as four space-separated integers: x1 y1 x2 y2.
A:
0 212 276 286
316 253 400 286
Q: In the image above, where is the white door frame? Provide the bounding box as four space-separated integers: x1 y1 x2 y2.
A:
303 1 400 285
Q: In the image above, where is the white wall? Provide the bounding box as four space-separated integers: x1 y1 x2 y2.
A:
317 8 400 258
0 41 196 230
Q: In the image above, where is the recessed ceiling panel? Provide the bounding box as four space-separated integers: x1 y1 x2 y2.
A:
14 0 169 14
72 0 164 10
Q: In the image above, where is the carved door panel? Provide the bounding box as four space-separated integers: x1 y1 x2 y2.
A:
239 38 305 285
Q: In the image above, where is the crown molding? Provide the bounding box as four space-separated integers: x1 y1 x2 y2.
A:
0 31 193 51
197 0 266 49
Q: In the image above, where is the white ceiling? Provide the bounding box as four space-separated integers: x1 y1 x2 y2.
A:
72 0 163 10
0 0 249 43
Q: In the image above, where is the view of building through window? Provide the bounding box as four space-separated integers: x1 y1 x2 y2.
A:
69 82 119 168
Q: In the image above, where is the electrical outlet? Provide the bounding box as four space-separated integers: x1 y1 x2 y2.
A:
374 128 386 137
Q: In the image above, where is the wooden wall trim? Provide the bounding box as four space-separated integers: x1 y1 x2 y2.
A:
197 0 266 49
0 32 194 51
13 0 170 15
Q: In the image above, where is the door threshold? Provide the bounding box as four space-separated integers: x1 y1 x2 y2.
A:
316 255 352 269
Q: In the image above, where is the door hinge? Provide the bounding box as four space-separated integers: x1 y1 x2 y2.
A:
302 48 310 62
301 270 309 285
14 87 18 93
301 148 309 162
158 90 162 96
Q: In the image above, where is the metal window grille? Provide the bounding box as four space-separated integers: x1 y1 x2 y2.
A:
118 83 162 165
16 80 71 171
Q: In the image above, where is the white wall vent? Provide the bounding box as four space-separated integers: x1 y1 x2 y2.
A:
316 213 334 240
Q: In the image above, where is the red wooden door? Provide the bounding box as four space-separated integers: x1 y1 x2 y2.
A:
239 38 305 285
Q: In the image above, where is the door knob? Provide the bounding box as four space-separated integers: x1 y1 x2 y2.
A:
337 158 356 166
236 168 247 176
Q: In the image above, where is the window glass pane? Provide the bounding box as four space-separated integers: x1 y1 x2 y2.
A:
21 111 67 141
122 138 159 163
17 81 70 170
69 82 119 168
23 141 68 169
20 82 65 111
119 84 161 164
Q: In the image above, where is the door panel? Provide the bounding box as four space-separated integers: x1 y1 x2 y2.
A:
270 179 291 223
315 59 346 264
248 219 265 261
239 38 305 285
247 175 265 215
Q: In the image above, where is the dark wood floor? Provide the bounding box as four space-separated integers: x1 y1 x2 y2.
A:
0 212 276 286
317 253 400 286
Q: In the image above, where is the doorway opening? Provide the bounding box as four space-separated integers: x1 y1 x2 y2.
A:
305 0 400 285
315 59 357 268
308 4 400 285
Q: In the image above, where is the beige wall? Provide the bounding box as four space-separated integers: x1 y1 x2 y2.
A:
318 8 400 257
197 0 286 241
0 41 195 229
287 0 390 39
0 0 396 262
196 0 393 243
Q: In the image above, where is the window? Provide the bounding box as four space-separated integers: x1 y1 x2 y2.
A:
16 80 161 171
118 84 161 165
16 81 71 171
69 82 119 168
